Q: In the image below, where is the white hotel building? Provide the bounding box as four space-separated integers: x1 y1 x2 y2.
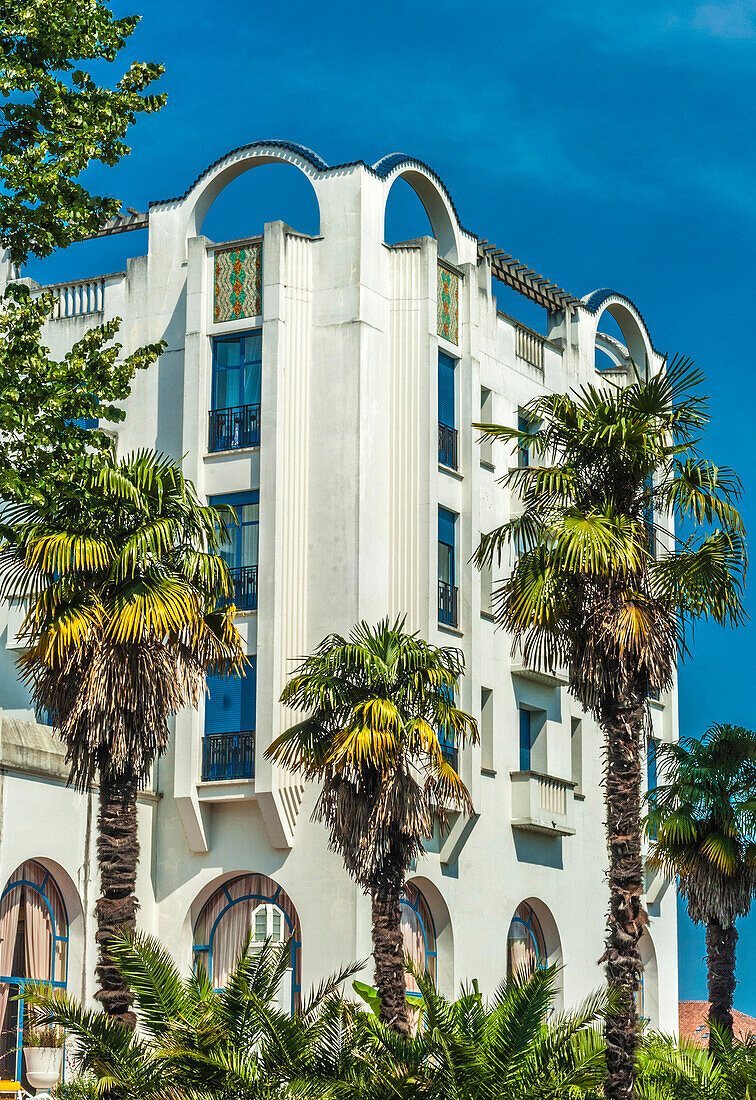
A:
0 140 678 1075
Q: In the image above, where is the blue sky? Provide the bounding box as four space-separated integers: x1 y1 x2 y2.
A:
26 0 756 1013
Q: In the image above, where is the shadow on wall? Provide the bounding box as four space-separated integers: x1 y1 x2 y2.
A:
513 831 564 870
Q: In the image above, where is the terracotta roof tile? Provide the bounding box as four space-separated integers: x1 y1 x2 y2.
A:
679 1001 756 1046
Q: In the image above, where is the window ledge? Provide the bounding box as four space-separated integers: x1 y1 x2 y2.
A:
197 778 256 802
437 622 464 638
204 445 261 459
574 791 585 802
480 611 495 622
480 459 495 472
481 767 496 778
438 463 464 481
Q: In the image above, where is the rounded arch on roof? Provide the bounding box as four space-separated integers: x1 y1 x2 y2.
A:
582 288 657 376
163 141 326 240
375 154 462 262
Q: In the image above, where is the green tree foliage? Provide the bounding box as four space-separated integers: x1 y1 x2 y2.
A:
0 0 166 510
266 616 478 1036
0 285 163 507
645 724 756 1047
475 358 746 1100
0 0 165 265
638 1026 756 1100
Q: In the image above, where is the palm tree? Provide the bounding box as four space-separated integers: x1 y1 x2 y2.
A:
265 616 478 1036
25 931 360 1100
645 724 756 1048
0 451 245 1028
474 359 746 1099
638 1025 756 1100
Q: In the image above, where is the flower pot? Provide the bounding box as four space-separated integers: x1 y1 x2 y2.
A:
24 1046 62 1092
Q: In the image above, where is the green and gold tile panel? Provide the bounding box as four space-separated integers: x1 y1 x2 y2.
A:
214 242 262 323
437 263 459 344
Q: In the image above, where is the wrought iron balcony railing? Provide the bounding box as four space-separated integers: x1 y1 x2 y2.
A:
224 565 258 611
438 422 458 470
202 731 255 781
208 403 261 452
438 580 458 628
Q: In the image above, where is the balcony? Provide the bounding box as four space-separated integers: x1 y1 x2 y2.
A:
224 565 258 612
438 580 458 628
208 403 261 452
510 771 576 836
438 422 458 470
202 731 255 781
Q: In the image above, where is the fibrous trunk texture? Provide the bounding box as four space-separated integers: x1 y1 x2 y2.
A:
371 880 411 1036
602 697 645 1100
95 772 139 1028
706 918 737 1049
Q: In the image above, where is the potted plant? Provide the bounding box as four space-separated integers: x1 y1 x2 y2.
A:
23 1023 64 1092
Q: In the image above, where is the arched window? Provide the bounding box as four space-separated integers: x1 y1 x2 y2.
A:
0 861 68 1081
506 902 547 978
400 882 437 999
192 874 300 1011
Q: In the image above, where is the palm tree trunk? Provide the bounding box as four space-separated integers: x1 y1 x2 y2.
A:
371 879 411 1036
706 918 737 1049
602 695 646 1100
95 771 139 1028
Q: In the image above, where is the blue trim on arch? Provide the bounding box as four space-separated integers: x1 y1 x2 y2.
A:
0 861 69 1081
192 876 300 1013
581 288 661 355
509 903 548 968
400 885 437 1001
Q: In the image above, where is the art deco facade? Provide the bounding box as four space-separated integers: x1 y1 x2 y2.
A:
0 141 679 1080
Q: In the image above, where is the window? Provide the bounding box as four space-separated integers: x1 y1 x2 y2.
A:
519 706 547 772
438 507 457 627
517 411 538 468
571 717 583 794
400 883 437 1000
203 658 256 780
479 387 493 465
480 550 493 616
507 902 546 978
0 862 68 1084
209 332 262 451
438 352 457 469
438 683 458 771
481 688 494 774
210 490 259 611
192 874 300 1012
519 707 532 771
647 737 658 794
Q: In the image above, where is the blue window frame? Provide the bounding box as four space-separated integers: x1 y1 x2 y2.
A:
210 490 259 612
400 883 437 1002
507 901 547 977
438 507 457 627
0 862 68 1082
192 874 301 1013
518 413 531 468
209 332 262 451
519 707 532 771
437 683 458 770
438 352 457 468
203 658 257 780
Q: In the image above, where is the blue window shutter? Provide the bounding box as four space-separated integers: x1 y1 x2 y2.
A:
438 506 456 548
205 658 257 735
438 352 456 429
519 708 532 771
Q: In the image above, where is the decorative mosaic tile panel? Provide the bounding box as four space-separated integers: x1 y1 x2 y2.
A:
437 263 459 344
214 243 262 323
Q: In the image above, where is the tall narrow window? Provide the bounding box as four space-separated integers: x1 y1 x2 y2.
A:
438 352 458 469
481 688 494 773
480 387 493 465
203 657 257 781
519 707 532 771
209 331 262 451
571 717 583 795
480 550 493 616
211 491 259 611
438 507 457 627
647 737 658 794
518 412 531 468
